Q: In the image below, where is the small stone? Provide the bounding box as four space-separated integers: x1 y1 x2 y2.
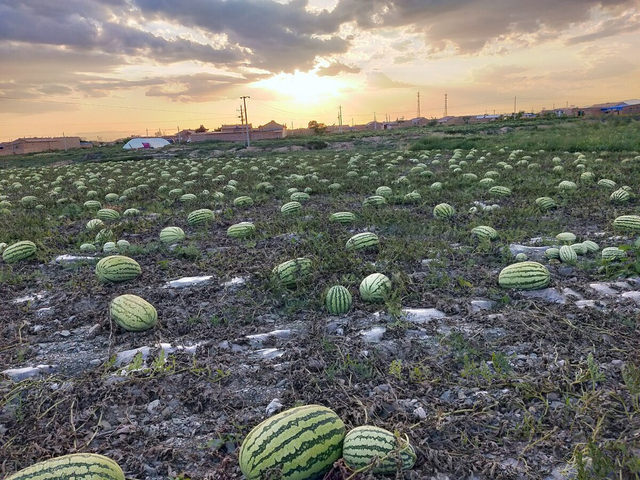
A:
589 283 617 295
59 330 71 337
470 299 496 312
520 288 566 304
402 308 446 324
147 399 161 414
414 406 427 420
265 398 283 416
360 326 386 343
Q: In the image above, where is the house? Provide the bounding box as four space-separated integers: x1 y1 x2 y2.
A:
0 136 86 156
257 120 286 133
410 117 430 126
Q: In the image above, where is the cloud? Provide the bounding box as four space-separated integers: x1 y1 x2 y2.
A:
366 72 415 89
144 72 266 102
316 61 362 76
566 10 640 45
330 0 640 53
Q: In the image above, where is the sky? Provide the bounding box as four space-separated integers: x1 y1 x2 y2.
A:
0 0 639 141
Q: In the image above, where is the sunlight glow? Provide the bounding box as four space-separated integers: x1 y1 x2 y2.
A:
254 71 344 105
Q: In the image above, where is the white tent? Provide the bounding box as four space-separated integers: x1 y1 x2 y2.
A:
122 138 170 149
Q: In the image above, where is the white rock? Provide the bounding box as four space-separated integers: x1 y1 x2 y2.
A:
621 291 640 303
265 398 284 416
166 276 213 288
520 288 566 304
589 283 617 295
2 365 56 381
254 348 285 360
53 255 99 265
403 308 446 323
360 326 387 343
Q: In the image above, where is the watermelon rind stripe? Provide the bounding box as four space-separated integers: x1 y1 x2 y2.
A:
6 453 125 480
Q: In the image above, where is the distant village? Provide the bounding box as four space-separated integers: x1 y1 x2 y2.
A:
1 99 638 156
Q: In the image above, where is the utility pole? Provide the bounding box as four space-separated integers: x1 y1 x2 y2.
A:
177 126 180 143
240 96 250 147
338 105 343 133
444 93 448 117
238 104 245 131
417 91 421 118
513 96 517 118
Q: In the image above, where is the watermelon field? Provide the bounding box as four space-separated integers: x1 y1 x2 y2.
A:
1 118 640 479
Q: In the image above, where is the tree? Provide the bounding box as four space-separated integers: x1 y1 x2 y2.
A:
308 120 327 134
195 124 208 133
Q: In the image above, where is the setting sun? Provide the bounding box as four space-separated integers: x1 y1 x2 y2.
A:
254 70 345 105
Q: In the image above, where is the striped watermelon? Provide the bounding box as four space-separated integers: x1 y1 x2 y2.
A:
545 247 560 259
342 426 416 475
20 196 38 208
95 255 141 283
535 197 557 211
471 226 498 241
498 262 550 290
559 245 577 265
515 253 528 262
404 191 421 202
273 258 313 287
179 193 197 203
104 193 119 202
602 247 626 261
489 186 511 197
238 404 345 480
103 242 117 253
122 208 140 217
233 196 254 207
556 232 576 243
83 200 102 210
375 186 392 197
613 215 640 232
329 212 355 224
610 188 631 203
582 240 600 253
325 286 352 315
281 201 302 216
598 179 617 189
433 203 455 219
570 243 588 255
110 294 158 332
5 453 125 480
363 195 387 207
97 208 120 222
86 218 105 231
95 229 115 244
160 227 185 244
430 182 443 190
359 273 392 302
558 180 577 191
346 232 379 251
2 240 37 263
187 208 215 226
290 192 310 202
80 243 97 253
227 222 256 239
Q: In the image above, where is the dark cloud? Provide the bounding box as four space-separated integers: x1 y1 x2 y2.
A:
331 0 640 53
144 72 268 102
316 62 362 76
366 72 415 89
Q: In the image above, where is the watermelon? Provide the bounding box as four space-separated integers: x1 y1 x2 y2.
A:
559 245 577 265
160 227 185 244
84 200 102 210
498 261 550 290
363 195 387 207
233 196 254 207
97 208 120 222
535 197 557 211
5 453 125 480
598 179 616 189
342 426 416 475
238 404 345 480
273 258 313 287
359 273 392 302
325 286 353 315
613 215 640 232
110 294 158 332
601 247 626 261
375 186 392 197
86 218 105 231
556 232 576 243
582 240 600 253
281 201 302 216
471 226 498 241
290 192 310 202
570 243 588 255
329 212 355 224
2 240 37 263
80 243 97 253
545 248 560 259
187 209 215 226
346 232 379 251
433 203 455 219
122 208 140 217
610 188 631 203
489 186 511 197
95 255 141 283
227 222 256 239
